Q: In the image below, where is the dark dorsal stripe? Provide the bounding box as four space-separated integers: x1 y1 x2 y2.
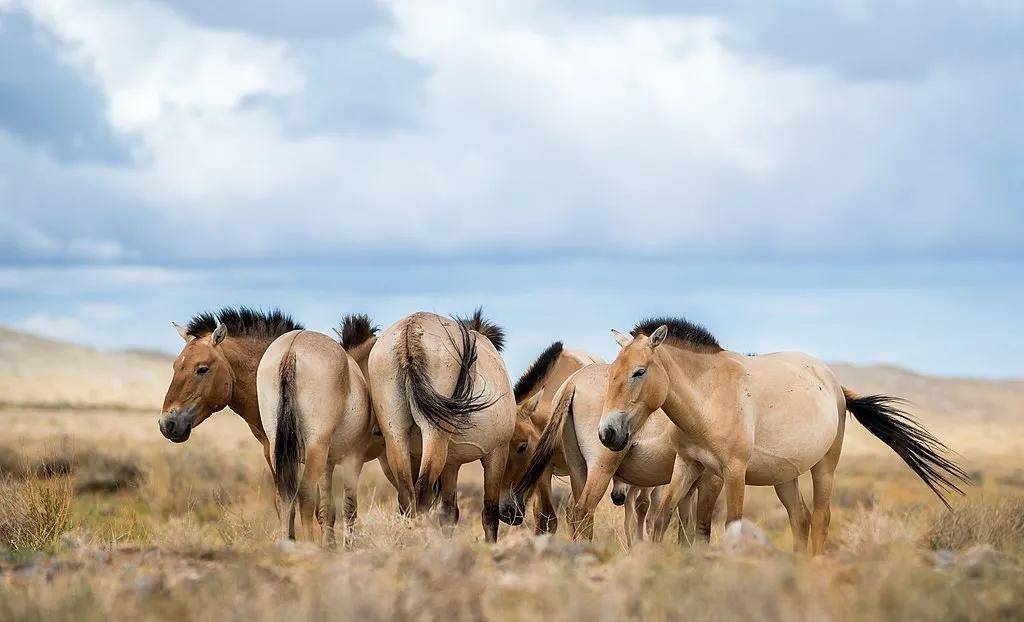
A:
514 341 564 403
337 314 379 349
186 307 303 340
456 307 506 352
631 316 721 353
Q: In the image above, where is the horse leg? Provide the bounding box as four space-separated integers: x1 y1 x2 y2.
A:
336 455 363 544
692 471 723 543
532 468 558 535
675 484 696 544
564 455 587 538
722 460 747 526
774 478 811 553
298 442 329 544
571 465 614 541
650 460 701 542
437 463 461 531
481 445 509 543
809 410 845 555
623 486 638 546
414 425 450 513
633 488 654 545
318 461 338 548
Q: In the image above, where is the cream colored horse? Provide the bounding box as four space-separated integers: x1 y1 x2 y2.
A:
258 329 373 546
600 318 970 554
160 310 393 546
498 342 602 533
368 311 515 542
511 363 722 542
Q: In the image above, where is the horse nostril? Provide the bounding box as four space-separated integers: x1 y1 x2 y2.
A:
598 426 614 446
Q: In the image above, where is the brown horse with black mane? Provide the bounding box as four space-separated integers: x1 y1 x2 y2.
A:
600 316 971 553
159 308 304 466
160 308 397 544
498 341 602 533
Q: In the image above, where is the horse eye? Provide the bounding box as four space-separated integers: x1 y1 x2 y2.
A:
196 366 210 376
632 368 646 379
516 442 529 454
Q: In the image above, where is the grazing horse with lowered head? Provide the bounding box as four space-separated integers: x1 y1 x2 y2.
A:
367 310 515 542
600 317 970 554
508 363 721 542
499 342 602 533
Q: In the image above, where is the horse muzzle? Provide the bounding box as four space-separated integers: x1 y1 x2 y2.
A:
498 493 525 526
598 423 630 452
159 407 195 443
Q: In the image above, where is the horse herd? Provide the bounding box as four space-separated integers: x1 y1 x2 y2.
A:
159 307 969 554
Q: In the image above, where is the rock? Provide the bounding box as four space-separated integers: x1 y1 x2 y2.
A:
274 538 320 558
721 520 774 556
931 549 957 569
492 532 598 565
956 545 1008 576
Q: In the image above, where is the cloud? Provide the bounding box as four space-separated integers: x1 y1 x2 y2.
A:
0 0 1020 265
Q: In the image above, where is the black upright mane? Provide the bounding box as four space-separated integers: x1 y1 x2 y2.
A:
631 316 721 353
514 341 564 403
186 307 303 340
336 314 379 349
456 307 506 352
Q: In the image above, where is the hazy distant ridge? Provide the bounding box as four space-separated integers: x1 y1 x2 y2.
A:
0 327 1020 422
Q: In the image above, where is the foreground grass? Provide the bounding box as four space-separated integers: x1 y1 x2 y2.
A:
0 411 1022 621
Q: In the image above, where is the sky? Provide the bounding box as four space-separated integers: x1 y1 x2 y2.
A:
0 0 1021 378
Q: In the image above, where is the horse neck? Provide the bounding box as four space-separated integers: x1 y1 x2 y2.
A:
219 336 274 435
656 345 727 436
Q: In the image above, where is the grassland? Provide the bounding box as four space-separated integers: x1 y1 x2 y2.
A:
0 405 1022 622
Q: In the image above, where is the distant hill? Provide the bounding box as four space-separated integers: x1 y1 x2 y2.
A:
0 326 172 411
830 363 1023 423
0 326 1020 423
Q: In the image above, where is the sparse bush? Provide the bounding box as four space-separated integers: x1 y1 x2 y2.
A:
0 474 74 551
926 496 1024 552
838 505 923 557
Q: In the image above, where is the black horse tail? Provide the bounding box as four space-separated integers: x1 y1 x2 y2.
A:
273 349 303 503
402 316 497 434
844 388 970 509
514 385 575 503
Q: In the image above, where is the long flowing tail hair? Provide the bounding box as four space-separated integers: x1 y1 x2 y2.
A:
402 317 497 434
845 388 971 508
273 349 302 503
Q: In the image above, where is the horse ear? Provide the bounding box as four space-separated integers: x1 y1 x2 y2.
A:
611 329 633 348
519 389 544 419
210 323 228 346
649 325 669 348
173 322 194 343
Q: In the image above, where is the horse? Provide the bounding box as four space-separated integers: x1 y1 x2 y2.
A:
159 309 392 544
367 310 515 542
498 342 602 533
599 317 971 554
257 327 376 545
159 308 305 471
509 363 722 542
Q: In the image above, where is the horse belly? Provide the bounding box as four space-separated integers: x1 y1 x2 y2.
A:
746 393 840 486
616 440 676 487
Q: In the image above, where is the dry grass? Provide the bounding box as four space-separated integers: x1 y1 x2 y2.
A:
0 473 74 552
0 408 1021 621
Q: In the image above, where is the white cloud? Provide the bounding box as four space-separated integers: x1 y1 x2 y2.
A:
2 0 1020 262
